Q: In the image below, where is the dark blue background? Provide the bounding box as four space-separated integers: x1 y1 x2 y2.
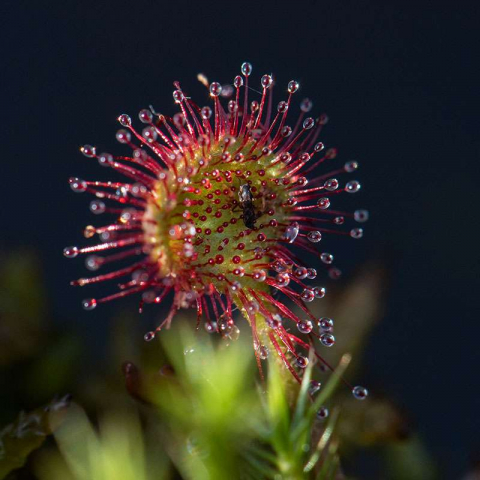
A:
1 1 478 478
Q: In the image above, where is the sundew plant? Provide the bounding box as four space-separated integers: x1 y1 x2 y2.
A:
64 62 369 398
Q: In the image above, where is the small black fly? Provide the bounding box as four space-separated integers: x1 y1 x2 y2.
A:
238 184 260 229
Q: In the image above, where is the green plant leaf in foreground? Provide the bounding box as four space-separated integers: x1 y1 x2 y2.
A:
34 325 359 480
36 405 170 480
0 395 71 479
263 351 351 479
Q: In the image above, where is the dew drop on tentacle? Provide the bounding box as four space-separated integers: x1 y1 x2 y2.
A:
309 380 322 395
352 385 369 400
267 314 283 329
319 113 329 125
306 268 317 280
320 333 335 347
261 74 273 88
302 118 314 131
201 106 212 119
329 267 342 280
118 114 132 127
320 253 334 264
132 183 148 197
350 228 364 239
246 300 259 314
63 246 79 258
142 126 157 142
346 180 361 193
142 290 156 304
324 178 339 191
295 176 308 187
354 210 369 223
85 255 103 271
173 90 184 103
241 62 252 76
313 286 326 299
233 75 243 88
300 98 313 112
209 82 222 97
296 355 309 368
317 198 330 210
80 144 96 158
297 319 313 334
272 259 287 273
316 406 329 420
275 272 290 287
253 269 267 282
98 152 113 167
82 298 97 311
277 101 288 113
228 325 241 341
143 331 156 342
221 84 234 97
301 289 315 302
69 177 87 193
228 100 237 113
307 231 322 243
344 160 358 172
257 345 269 360
282 222 299 243
138 109 153 123
116 129 131 144
288 80 300 93
204 321 216 333
318 317 334 331
293 267 308 279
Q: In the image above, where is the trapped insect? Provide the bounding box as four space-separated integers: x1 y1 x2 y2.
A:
238 183 261 229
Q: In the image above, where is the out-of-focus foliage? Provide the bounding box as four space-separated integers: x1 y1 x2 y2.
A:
36 405 170 480
0 249 441 479
0 250 47 366
263 351 351 479
310 262 387 375
34 328 351 480
0 396 71 478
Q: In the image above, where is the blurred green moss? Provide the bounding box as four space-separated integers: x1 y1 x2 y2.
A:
0 249 439 479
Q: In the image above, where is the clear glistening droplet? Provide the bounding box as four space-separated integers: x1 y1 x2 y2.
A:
80 144 96 158
307 231 322 243
69 177 87 193
313 286 326 299
350 228 364 239
63 246 79 258
296 355 309 368
297 319 313 334
352 385 369 400
354 209 369 223
288 80 299 93
118 114 131 127
317 198 330 210
320 253 334 264
316 406 329 420
346 180 361 193
301 289 315 302
309 380 322 395
82 298 97 311
318 317 334 331
320 333 335 347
